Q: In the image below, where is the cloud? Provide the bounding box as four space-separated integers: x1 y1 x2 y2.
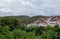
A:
0 0 60 16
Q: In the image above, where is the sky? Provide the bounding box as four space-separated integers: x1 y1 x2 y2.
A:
0 0 60 16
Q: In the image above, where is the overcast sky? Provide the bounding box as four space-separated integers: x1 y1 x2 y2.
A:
0 0 60 16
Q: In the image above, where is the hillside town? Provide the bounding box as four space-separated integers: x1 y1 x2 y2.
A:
27 16 60 27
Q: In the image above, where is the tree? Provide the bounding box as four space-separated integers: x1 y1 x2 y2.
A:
25 26 35 32
0 17 20 31
54 25 60 39
35 26 46 36
0 26 14 39
13 29 36 39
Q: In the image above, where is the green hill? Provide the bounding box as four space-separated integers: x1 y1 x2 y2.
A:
0 15 49 25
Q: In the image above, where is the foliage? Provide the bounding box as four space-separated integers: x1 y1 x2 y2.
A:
0 17 19 30
0 17 60 39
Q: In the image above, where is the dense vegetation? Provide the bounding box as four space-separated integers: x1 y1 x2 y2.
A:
4 15 49 25
0 16 60 39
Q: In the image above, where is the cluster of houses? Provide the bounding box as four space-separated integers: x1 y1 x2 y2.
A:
27 16 60 27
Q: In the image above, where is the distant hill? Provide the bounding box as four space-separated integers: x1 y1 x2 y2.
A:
0 15 49 25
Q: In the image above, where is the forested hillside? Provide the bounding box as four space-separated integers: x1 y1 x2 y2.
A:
1 15 49 25
0 17 60 39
